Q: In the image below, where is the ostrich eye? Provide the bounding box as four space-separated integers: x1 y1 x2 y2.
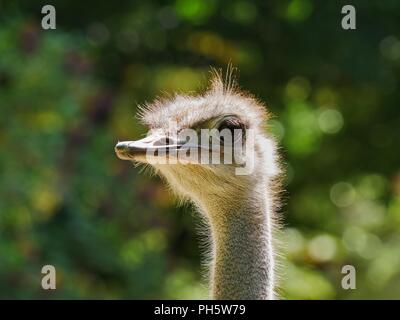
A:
217 117 245 144
218 118 243 132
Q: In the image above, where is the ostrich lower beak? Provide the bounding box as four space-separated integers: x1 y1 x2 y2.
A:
115 135 184 161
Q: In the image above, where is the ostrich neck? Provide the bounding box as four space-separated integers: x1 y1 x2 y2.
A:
200 185 275 300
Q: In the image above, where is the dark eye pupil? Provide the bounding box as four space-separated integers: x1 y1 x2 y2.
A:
217 118 244 144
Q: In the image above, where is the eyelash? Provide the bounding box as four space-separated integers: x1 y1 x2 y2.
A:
218 118 244 131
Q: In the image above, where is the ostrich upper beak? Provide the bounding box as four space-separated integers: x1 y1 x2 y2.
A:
115 134 185 161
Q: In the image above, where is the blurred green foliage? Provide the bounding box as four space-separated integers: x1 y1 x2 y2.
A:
0 0 400 299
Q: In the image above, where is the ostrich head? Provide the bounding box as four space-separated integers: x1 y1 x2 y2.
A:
115 70 282 299
115 73 280 211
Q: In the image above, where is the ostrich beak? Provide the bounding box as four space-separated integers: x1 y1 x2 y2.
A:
115 134 184 162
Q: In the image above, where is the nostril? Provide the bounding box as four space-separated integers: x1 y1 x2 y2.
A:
155 137 172 146
164 137 172 144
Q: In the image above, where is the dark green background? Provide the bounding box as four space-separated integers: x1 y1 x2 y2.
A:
0 0 399 299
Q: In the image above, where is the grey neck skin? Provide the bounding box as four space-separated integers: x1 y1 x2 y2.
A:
199 185 275 300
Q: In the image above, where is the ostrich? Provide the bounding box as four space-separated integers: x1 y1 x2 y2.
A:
115 71 282 300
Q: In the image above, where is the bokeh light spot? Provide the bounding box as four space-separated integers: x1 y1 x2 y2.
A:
286 0 313 22
285 76 311 101
317 108 344 134
308 234 337 262
175 0 215 23
330 182 356 208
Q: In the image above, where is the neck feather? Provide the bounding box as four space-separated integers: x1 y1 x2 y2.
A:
199 183 275 300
